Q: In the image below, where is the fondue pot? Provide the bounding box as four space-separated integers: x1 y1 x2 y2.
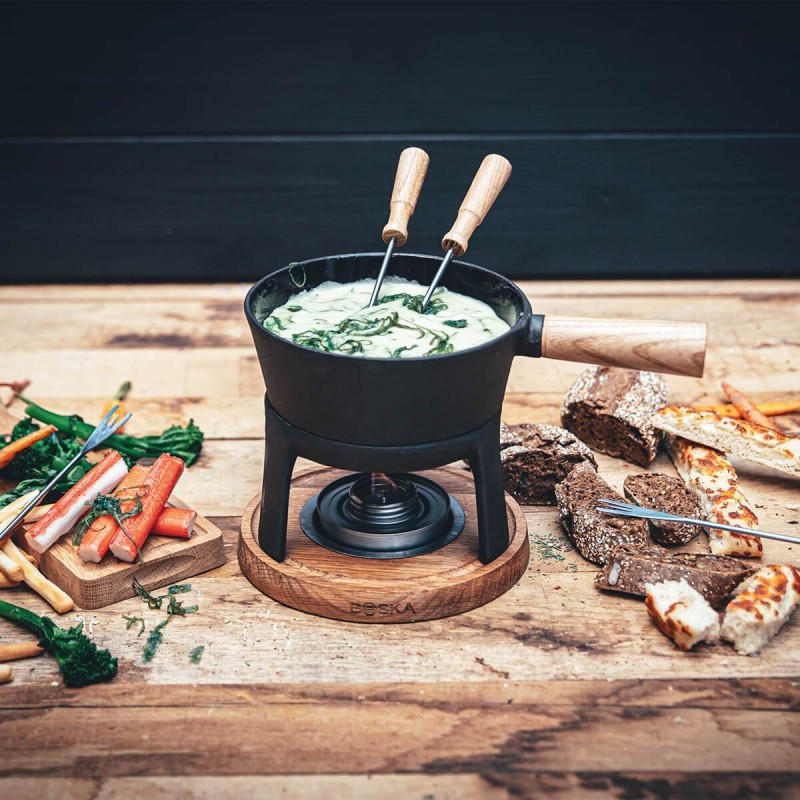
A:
245 252 706 447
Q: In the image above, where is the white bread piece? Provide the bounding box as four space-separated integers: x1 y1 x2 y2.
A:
721 565 800 655
644 579 721 650
653 406 800 479
664 435 762 558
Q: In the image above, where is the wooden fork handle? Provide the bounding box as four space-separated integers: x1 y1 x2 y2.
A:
382 147 430 246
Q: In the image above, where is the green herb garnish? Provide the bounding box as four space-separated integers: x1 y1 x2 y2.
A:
444 319 468 328
143 617 171 662
73 492 143 546
288 263 307 288
123 614 146 636
188 645 205 664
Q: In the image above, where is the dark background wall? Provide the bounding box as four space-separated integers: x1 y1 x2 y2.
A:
1 1 798 283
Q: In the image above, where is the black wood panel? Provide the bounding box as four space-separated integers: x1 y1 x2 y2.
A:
2 137 797 283
2 2 799 135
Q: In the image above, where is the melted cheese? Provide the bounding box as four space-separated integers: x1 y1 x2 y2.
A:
263 277 510 358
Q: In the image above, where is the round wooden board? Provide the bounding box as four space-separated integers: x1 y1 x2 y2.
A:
238 466 529 623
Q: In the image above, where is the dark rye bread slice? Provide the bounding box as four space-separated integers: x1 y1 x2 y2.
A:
623 473 704 546
554 462 648 565
560 367 668 466
499 423 597 505
595 544 755 609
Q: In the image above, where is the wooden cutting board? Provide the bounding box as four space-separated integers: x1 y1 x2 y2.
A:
21 496 226 610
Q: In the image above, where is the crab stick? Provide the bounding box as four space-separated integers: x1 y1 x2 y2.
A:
110 454 184 562
25 451 128 554
151 507 196 539
76 464 149 563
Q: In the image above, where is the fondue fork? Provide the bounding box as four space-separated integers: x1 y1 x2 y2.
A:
421 154 512 309
367 147 430 307
596 499 800 546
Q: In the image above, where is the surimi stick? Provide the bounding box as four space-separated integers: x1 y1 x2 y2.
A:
25 451 129 554
110 454 184 562
1 539 74 614
77 464 150 563
722 382 781 432
0 641 44 662
151 508 196 540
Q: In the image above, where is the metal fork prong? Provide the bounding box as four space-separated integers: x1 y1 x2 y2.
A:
108 412 132 436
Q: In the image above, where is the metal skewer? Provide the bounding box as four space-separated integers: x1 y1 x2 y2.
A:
0 405 132 546
596 498 800 547
421 154 512 309
367 147 429 307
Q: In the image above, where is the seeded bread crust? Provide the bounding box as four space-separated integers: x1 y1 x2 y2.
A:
664 434 763 558
554 462 648 565
498 423 597 505
560 367 668 466
623 473 704 546
595 544 755 609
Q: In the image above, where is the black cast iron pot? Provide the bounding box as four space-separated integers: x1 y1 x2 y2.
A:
244 253 706 447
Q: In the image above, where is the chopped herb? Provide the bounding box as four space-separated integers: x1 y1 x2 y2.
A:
142 617 170 662
288 263 307 288
264 316 286 332
390 345 417 358
168 583 192 595
444 319 468 328
286 305 303 312
123 614 146 636
73 492 143 546
188 645 205 664
530 534 574 562
166 594 198 616
132 577 166 609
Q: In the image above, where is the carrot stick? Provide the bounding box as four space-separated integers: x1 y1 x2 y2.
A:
77 464 150 563
110 454 184 562
101 381 131 434
0 665 11 683
0 641 44 662
151 508 196 539
0 425 58 469
25 451 128 554
1 539 74 613
694 398 800 418
721 382 781 432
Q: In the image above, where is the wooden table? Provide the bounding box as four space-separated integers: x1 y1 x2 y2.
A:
1 280 799 799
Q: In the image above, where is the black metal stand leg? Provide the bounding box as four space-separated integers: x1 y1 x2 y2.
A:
467 416 509 564
258 401 296 562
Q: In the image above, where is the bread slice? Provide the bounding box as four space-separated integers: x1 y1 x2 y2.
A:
664 435 763 558
645 579 721 650
595 544 754 609
721 565 800 655
554 462 648 565
560 367 668 466
498 423 597 505
653 406 800 479
623 473 703 546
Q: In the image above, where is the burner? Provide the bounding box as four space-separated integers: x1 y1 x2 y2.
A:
300 472 465 559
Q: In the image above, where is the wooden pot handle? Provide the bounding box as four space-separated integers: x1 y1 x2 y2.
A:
442 154 512 256
541 316 707 377
382 147 430 246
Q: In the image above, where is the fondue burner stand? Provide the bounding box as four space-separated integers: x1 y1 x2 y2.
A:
238 398 529 623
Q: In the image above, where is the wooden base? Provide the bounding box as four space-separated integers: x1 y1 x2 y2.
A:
238 466 529 623
23 496 227 610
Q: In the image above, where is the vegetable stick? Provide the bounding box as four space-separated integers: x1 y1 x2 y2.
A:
0 424 57 469
694 398 800 418
721 382 781 432
110 454 184 562
25 451 128 554
151 507 196 539
102 381 131 434
0 572 20 589
1 539 74 613
0 665 11 683
0 549 24 583
0 641 44 662
77 464 150 563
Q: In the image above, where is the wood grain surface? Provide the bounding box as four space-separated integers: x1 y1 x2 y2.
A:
0 279 799 799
